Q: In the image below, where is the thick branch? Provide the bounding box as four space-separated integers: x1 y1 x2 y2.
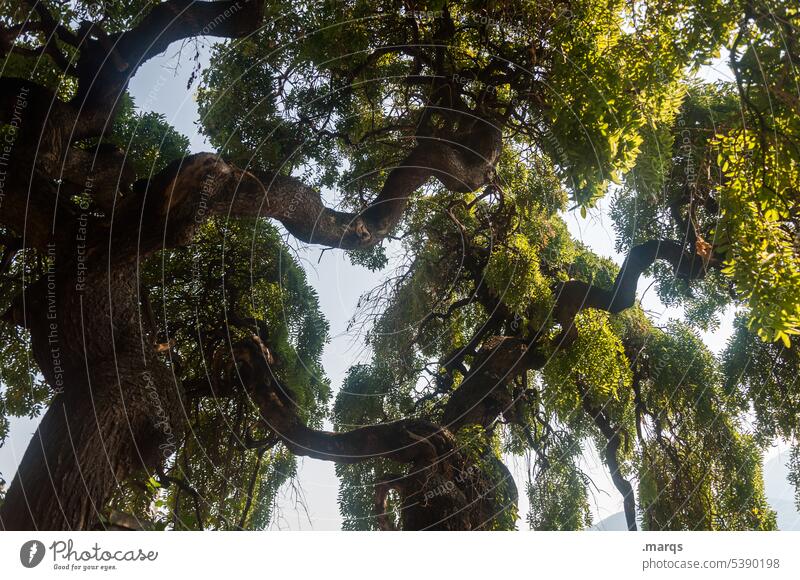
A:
554 240 716 344
72 0 265 114
0 0 267 174
442 335 545 431
229 128 500 247
232 337 457 466
126 131 501 256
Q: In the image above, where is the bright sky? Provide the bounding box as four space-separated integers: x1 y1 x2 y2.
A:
0 41 794 531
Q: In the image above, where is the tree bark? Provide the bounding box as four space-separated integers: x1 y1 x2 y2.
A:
0 0 509 531
0 383 165 530
0 257 184 530
232 337 508 530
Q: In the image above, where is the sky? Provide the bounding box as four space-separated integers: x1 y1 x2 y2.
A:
0 40 795 531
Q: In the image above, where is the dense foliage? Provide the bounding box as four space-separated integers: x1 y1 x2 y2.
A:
0 0 798 530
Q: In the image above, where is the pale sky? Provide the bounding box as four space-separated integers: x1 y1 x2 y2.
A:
0 40 794 531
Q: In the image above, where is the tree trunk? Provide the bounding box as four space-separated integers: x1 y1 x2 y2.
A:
1 388 145 530
1 259 184 530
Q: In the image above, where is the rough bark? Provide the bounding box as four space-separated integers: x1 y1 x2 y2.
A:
0 140 501 530
0 380 172 531
442 335 545 431
0 0 703 532
0 3 269 532
125 129 501 253
0 256 184 530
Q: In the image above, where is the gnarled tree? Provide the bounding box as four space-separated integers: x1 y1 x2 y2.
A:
0 0 797 531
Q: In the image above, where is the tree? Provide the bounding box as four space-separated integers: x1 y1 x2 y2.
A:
0 0 796 530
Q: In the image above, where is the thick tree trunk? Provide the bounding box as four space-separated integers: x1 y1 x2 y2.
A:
0 0 269 530
1 259 184 530
0 386 155 530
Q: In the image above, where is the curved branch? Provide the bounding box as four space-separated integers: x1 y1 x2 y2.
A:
201 336 520 530
125 130 501 256
4 2 502 253
554 240 717 344
119 0 264 64
73 0 266 117
225 128 501 247
438 240 718 436
232 337 457 466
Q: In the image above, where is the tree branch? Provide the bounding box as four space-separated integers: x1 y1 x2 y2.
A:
232 337 457 466
554 240 717 344
579 384 637 531
124 127 501 257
